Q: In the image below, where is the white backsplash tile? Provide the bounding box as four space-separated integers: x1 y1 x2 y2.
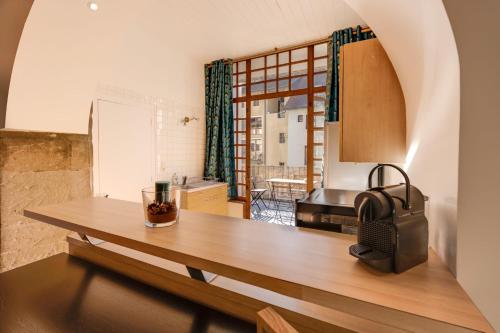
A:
155 101 205 183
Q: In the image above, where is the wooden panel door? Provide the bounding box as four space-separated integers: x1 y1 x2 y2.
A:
94 99 155 202
339 38 406 163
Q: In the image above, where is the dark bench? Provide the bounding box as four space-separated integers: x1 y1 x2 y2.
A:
0 253 254 333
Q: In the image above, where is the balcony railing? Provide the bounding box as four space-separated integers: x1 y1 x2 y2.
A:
251 165 306 199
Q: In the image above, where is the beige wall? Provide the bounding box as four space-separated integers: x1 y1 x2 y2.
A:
443 1 500 330
344 0 461 274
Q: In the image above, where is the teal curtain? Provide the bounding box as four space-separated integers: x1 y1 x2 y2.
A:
325 26 376 121
204 59 237 198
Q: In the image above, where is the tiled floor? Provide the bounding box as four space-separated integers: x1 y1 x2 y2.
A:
250 199 296 226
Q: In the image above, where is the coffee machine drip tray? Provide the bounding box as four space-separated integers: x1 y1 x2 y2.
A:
349 244 393 273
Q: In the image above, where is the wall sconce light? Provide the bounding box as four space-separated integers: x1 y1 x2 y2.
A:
88 2 99 11
182 116 199 126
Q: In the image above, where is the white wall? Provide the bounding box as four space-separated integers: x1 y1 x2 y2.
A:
325 122 376 190
7 0 205 135
343 0 460 275
443 1 500 330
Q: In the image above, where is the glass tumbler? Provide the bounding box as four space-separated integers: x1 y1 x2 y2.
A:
141 187 178 228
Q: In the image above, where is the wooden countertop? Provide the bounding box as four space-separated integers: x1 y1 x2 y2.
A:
25 198 493 332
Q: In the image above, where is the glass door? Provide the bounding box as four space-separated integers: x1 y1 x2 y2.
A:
250 96 308 224
232 40 328 219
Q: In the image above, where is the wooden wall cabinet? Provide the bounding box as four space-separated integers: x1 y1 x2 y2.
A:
339 38 406 163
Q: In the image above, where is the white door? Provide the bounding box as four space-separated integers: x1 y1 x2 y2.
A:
94 99 155 202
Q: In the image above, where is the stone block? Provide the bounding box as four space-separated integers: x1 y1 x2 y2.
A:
0 130 91 272
0 130 89 172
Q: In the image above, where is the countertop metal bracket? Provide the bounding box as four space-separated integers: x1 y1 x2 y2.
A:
186 266 217 283
78 233 105 246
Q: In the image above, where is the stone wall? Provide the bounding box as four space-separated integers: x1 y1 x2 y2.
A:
0 130 91 272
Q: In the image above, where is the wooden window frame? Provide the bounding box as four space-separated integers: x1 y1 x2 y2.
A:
232 42 328 216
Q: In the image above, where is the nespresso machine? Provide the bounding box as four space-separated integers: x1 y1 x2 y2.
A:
349 164 428 273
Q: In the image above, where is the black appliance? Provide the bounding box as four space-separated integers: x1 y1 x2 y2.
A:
295 189 359 233
349 164 428 273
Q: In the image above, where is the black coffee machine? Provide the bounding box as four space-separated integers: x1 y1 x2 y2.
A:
349 164 428 273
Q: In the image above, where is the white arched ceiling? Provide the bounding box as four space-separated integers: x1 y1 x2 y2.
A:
6 0 364 134
343 0 460 274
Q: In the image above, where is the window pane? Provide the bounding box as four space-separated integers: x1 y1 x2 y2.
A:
236 159 246 171
250 138 264 163
251 83 264 95
238 73 246 84
251 116 263 134
314 115 325 128
232 62 237 73
313 146 324 159
279 132 286 144
238 86 246 97
267 54 276 67
314 43 327 58
238 61 246 73
251 70 265 83
278 52 289 64
237 185 246 197
237 119 246 131
266 68 276 80
314 58 327 73
291 62 307 76
314 174 322 189
238 102 246 117
236 134 246 144
314 130 324 144
314 92 326 112
278 65 289 78
267 80 276 93
314 73 327 87
278 79 289 91
291 76 307 90
232 74 237 87
291 47 307 62
313 160 322 174
232 87 237 97
237 108 245 119
237 172 246 184
251 57 265 70
237 145 246 156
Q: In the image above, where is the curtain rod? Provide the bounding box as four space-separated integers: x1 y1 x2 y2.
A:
206 26 372 66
